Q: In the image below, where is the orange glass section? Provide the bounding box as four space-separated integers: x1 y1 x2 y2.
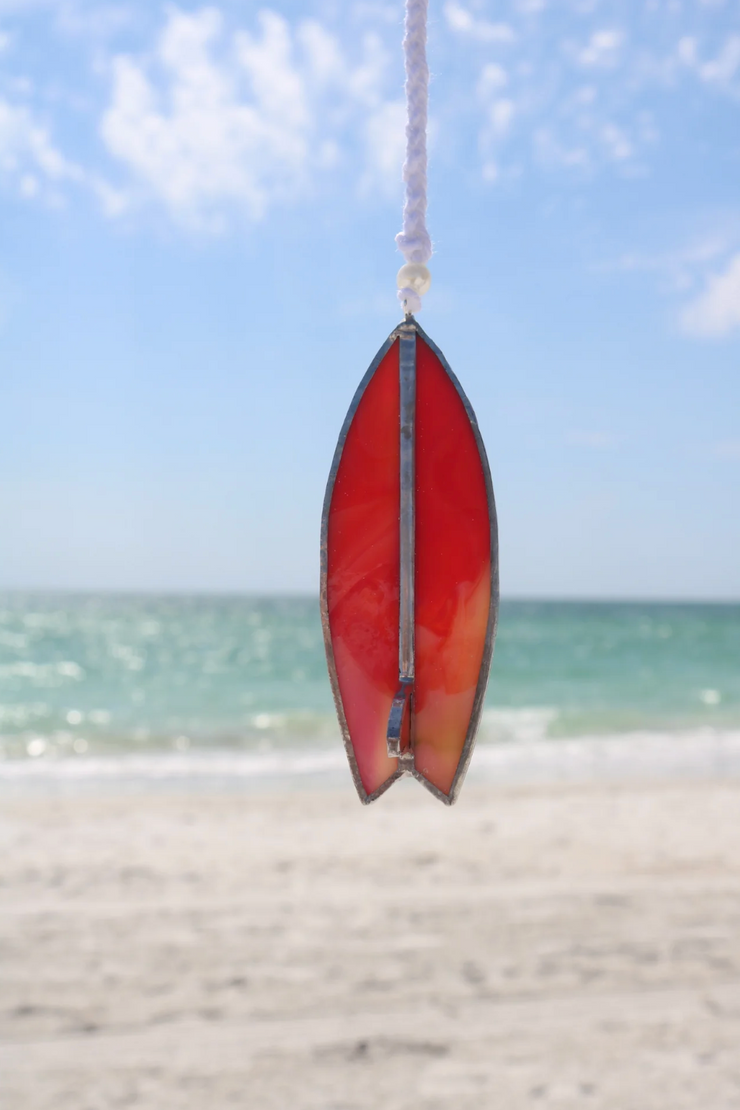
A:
326 334 491 799
413 337 491 794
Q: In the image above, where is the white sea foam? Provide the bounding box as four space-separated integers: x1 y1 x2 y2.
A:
471 728 740 784
1 729 739 795
479 707 558 744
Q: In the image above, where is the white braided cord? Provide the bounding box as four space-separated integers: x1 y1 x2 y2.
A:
396 0 431 314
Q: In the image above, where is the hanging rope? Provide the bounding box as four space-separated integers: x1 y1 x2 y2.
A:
396 0 432 316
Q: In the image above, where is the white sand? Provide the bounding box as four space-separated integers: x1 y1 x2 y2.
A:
2 778 740 1109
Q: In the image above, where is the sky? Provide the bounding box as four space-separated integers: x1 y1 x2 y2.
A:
0 0 738 599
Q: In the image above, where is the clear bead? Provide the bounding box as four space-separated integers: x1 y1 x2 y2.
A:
396 263 431 297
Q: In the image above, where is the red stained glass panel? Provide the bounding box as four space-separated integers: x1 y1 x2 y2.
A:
325 333 493 801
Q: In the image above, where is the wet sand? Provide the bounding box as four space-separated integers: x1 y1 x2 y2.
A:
2 779 740 1109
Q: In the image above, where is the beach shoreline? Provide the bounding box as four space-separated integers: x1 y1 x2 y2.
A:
2 776 740 1109
1 727 740 798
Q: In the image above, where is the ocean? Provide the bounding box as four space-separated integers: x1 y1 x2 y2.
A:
1 593 739 789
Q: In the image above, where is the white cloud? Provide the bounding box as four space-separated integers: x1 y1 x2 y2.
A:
677 36 697 67
0 0 736 227
444 2 515 45
298 19 346 86
681 253 740 337
361 99 405 196
471 14 652 183
100 6 399 227
55 2 134 42
488 97 515 137
350 2 398 23
0 96 83 198
572 84 597 106
477 64 516 172
677 32 740 90
100 8 307 225
608 233 735 291
477 62 508 97
577 29 624 68
698 34 740 84
534 128 589 170
600 122 632 161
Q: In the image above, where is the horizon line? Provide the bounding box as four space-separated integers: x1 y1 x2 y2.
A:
0 587 739 606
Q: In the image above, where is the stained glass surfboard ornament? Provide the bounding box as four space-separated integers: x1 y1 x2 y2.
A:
320 0 499 805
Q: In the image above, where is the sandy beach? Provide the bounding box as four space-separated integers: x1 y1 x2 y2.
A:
2 777 740 1109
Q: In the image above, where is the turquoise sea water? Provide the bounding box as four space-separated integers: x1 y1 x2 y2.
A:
1 594 738 767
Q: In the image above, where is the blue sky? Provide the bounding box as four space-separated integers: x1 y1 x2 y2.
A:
0 0 738 598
